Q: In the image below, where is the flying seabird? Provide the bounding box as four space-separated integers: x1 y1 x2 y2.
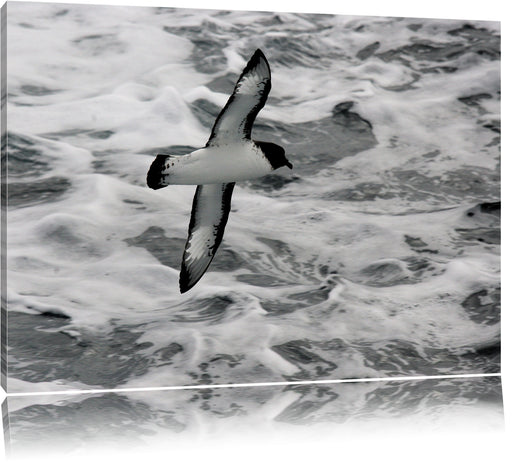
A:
146 49 292 293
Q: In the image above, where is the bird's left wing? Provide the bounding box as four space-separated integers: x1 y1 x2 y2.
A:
206 49 271 146
180 182 236 293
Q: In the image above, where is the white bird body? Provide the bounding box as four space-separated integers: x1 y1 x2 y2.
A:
157 141 273 185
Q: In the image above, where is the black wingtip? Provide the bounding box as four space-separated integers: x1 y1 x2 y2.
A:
247 48 268 69
179 257 212 294
179 270 190 293
179 268 196 294
147 155 169 190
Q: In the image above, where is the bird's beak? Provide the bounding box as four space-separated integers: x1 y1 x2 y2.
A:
286 160 293 169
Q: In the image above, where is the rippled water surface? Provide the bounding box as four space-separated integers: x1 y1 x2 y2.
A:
4 3 500 391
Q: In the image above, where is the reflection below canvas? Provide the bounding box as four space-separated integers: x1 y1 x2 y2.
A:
2 376 504 459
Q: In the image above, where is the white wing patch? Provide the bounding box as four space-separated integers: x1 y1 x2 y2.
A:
236 66 268 95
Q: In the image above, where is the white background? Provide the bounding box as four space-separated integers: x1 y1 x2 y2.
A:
0 0 509 460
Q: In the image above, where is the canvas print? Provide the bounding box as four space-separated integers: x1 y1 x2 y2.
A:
1 2 500 393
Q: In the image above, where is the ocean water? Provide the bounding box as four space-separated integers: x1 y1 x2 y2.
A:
4 3 500 391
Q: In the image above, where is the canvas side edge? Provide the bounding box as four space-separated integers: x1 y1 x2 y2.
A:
1 1 7 393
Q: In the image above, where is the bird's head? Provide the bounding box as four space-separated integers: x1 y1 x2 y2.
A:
256 141 293 170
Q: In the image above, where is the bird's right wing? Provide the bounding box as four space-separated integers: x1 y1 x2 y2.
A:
179 182 236 293
206 49 271 146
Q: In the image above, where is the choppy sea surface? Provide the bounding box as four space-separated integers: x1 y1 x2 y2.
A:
5 3 500 392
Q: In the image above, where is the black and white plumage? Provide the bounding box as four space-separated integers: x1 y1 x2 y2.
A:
206 49 272 146
180 182 235 292
147 49 292 293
